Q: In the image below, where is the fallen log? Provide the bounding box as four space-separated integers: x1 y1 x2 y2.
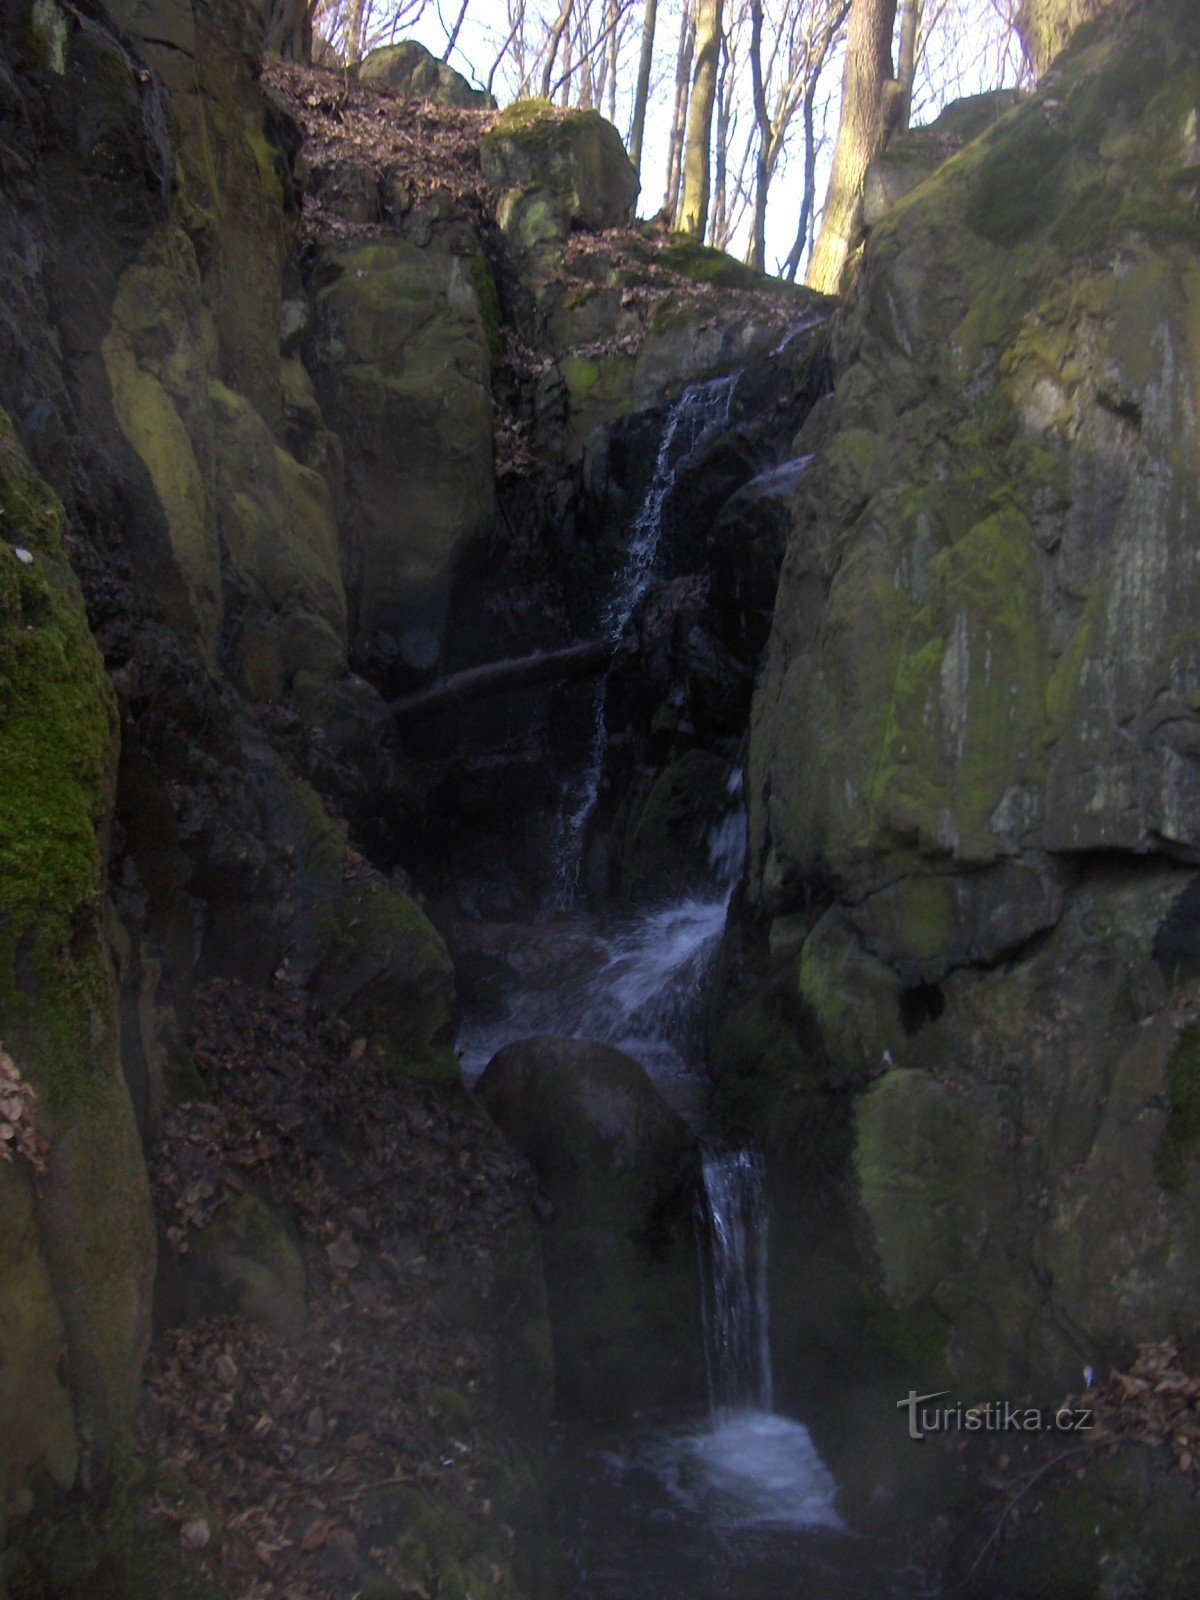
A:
388 638 614 726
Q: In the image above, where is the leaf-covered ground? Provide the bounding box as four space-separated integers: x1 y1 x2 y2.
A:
144 978 541 1600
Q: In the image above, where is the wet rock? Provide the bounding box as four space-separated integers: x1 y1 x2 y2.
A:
476 1035 704 1416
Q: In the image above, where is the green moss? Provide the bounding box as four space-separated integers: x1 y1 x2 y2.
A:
464 250 502 357
485 98 603 148
0 411 119 1124
421 1383 475 1430
1155 1025 1200 1192
10 1459 222 1600
361 1485 527 1600
963 116 1070 246
319 878 456 1081
659 237 783 292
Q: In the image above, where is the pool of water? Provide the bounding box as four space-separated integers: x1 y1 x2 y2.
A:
549 1409 942 1600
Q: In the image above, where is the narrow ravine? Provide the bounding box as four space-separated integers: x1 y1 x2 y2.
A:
458 371 941 1598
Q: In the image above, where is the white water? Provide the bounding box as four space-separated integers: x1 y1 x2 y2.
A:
460 773 747 1122
698 1148 774 1418
675 1146 844 1532
551 372 739 909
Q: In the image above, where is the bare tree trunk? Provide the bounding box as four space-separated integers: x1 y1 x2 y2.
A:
444 0 472 60
676 0 723 235
896 0 921 130
628 0 658 178
540 0 574 97
664 1 694 217
265 0 313 60
807 0 899 295
343 0 368 66
747 0 769 270
782 85 819 279
709 29 733 247
560 20 574 101
605 0 620 121
488 1 525 96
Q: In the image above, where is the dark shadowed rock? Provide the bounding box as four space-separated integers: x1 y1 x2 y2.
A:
476 1036 704 1416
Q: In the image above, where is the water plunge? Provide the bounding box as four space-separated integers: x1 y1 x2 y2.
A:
551 371 739 909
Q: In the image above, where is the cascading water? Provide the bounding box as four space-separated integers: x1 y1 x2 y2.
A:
551 371 739 908
697 1147 773 1419
459 767 748 1123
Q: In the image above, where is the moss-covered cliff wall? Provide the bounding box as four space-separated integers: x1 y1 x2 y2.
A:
723 0 1200 1451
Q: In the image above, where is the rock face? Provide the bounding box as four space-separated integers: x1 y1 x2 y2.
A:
0 412 154 1523
725 0 1200 1435
358 40 495 109
304 238 497 653
476 1036 705 1416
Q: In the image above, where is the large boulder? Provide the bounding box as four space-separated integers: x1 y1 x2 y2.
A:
481 101 638 250
476 1036 704 1416
358 40 496 109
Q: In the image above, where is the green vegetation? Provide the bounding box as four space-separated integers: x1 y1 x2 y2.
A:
1156 1026 1200 1192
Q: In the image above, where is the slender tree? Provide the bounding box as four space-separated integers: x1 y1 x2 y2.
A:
895 0 921 128
664 1 695 217
628 0 658 178
676 0 724 235
443 0 472 59
806 0 899 293
540 0 575 95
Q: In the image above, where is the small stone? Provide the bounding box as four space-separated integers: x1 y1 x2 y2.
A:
180 1518 210 1549
13 546 33 564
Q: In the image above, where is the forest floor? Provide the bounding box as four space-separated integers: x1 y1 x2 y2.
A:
142 978 542 1600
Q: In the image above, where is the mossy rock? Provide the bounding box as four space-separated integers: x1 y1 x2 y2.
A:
313 877 457 1082
0 409 154 1507
973 1443 1200 1599
8 1461 222 1600
482 102 637 237
207 380 347 701
305 237 496 647
156 1189 307 1338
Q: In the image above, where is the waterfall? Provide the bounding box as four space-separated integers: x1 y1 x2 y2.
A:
697 1148 773 1420
551 372 739 908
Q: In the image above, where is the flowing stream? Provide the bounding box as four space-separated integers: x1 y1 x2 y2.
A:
460 368 939 1596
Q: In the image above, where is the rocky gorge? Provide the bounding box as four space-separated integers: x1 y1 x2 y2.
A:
2 0 1200 1595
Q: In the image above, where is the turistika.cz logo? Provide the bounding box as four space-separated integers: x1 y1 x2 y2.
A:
897 1390 1094 1442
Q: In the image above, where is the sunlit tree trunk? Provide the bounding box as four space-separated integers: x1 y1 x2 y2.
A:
806 0 898 294
629 0 657 178
676 0 723 235
1017 0 1121 77
343 0 368 66
709 30 732 246
664 1 694 217
896 0 921 131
